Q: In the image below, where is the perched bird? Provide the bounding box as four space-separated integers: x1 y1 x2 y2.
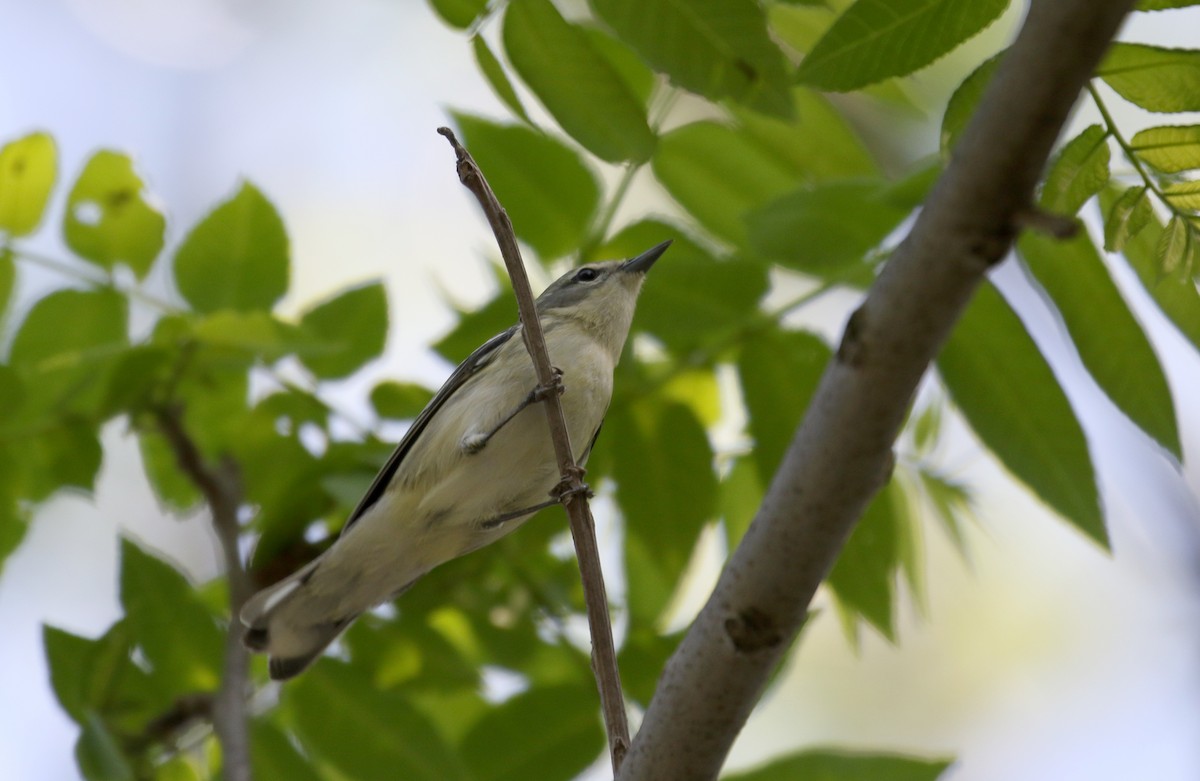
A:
241 241 670 679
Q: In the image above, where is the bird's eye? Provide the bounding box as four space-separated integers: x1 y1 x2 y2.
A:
574 267 599 283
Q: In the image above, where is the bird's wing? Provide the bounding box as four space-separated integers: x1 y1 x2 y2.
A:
341 324 520 533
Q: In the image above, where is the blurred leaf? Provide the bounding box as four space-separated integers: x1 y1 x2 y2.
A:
1130 124 1200 172
1039 125 1110 215
371 381 435 419
119 539 225 691
174 181 290 313
299 281 388 379
940 52 1002 156
827 481 903 640
918 468 972 554
138 431 202 512
1102 186 1200 352
795 0 1009 91
583 26 656 105
0 247 13 321
738 327 831 482
251 721 324 781
1020 232 1180 459
599 219 769 353
733 89 879 181
452 114 599 260
720 456 764 547
937 282 1105 546
1103 185 1152 253
1156 214 1198 278
76 712 134 781
427 0 488 29
747 181 909 275
1136 0 1200 7
504 0 654 163
0 131 57 236
1162 179 1200 210
591 0 794 117
8 287 128 418
911 401 943 455
618 627 682 706
154 757 201 781
724 747 952 781
1098 44 1200 113
25 420 103 498
44 625 95 723
608 399 716 622
472 35 533 125
460 684 603 781
290 660 469 781
652 121 801 246
63 150 164 279
434 288 516 364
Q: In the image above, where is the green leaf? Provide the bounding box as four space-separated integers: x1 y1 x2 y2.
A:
747 181 909 275
25 420 103 498
503 0 654 163
427 0 488 29
0 131 57 236
472 35 533 125
1039 125 1110 215
652 121 801 246
738 327 831 481
618 627 683 706
434 288 517 364
119 539 224 691
460 684 603 781
583 26 656 106
371 381 435 419
63 151 164 279
1162 179 1200 210
598 219 769 353
298 281 388 379
76 712 135 781
290 660 469 781
1098 44 1200 113
918 468 972 554
1020 232 1179 458
795 0 1010 91
1103 185 1153 253
1136 0 1200 8
1130 124 1200 172
138 431 202 512
720 456 764 547
0 247 14 321
1156 214 1197 278
827 481 904 640
733 89 879 182
608 399 716 622
940 52 1003 156
251 721 324 781
8 287 128 418
452 114 599 260
173 181 290 313
44 625 95 723
590 0 794 117
937 282 1105 546
724 747 952 781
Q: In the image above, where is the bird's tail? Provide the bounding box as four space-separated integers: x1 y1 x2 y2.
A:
239 561 356 680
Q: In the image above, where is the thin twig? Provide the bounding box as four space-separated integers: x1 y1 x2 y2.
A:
154 404 253 781
437 126 631 772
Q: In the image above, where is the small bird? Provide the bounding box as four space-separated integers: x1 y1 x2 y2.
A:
241 241 670 679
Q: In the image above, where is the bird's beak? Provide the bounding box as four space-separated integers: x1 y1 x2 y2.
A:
620 240 672 274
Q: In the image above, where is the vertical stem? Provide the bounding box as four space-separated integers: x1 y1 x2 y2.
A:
438 127 631 771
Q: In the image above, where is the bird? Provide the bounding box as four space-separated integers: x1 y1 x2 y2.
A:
240 240 670 679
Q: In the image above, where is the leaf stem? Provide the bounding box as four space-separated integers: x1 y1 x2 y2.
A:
1087 83 1170 205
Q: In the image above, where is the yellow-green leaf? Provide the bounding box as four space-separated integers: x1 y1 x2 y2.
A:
1162 179 1200 210
1099 44 1200 113
64 151 165 279
1156 214 1197 278
1103 185 1152 253
1130 124 1200 172
0 132 57 237
472 35 532 125
1039 125 1110 214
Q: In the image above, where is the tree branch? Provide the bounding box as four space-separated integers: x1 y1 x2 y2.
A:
437 127 631 772
154 405 253 781
616 1 1136 778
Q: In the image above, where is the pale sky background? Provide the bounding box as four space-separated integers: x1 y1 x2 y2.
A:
1 2 1198 780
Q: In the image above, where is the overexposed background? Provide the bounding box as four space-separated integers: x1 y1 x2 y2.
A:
1 2 1198 780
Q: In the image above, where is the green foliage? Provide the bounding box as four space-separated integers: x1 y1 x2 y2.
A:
796 0 1010 91
590 0 793 117
64 150 165 279
174 182 289 312
472 35 534 125
1103 185 1152 253
1098 44 1200 113
938 283 1105 546
724 747 952 781
940 52 1002 155
1130 124 1200 172
503 0 654 163
298 281 388 379
0 131 57 237
1039 125 1110 215
427 0 488 29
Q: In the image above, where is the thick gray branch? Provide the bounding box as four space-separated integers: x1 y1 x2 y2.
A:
617 1 1135 778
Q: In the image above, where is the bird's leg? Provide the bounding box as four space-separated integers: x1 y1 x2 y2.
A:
461 367 565 454
551 465 592 504
480 498 560 529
